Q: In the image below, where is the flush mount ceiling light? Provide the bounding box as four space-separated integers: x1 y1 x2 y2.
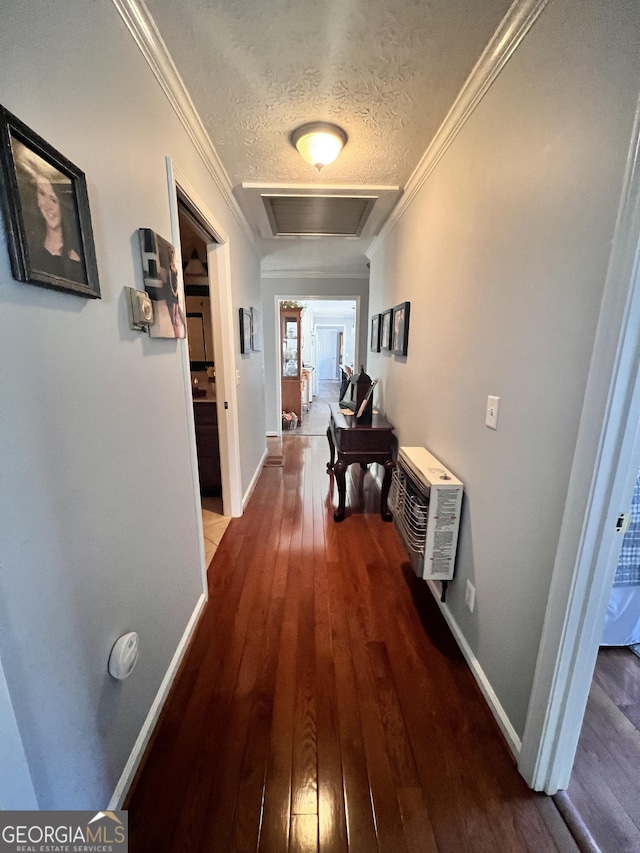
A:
291 122 347 171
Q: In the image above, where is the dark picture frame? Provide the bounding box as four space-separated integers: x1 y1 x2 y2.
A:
250 306 262 352
392 301 411 356
0 106 100 298
380 308 393 351
370 313 381 352
239 307 251 354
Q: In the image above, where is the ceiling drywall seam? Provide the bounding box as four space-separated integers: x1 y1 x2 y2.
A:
367 0 550 258
111 0 259 253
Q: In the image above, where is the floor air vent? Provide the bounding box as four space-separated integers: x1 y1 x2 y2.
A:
262 195 376 237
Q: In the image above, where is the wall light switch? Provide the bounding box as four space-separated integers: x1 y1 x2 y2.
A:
485 395 500 430
236 369 240 386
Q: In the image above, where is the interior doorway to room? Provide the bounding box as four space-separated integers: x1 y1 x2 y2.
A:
562 469 640 851
177 198 230 566
277 298 357 436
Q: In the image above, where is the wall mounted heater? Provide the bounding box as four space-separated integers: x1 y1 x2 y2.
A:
389 447 463 589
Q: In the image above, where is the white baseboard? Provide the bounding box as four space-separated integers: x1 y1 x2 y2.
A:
266 431 279 437
108 592 207 808
243 448 268 510
426 580 522 758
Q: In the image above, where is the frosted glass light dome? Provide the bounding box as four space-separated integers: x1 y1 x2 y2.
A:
291 122 347 171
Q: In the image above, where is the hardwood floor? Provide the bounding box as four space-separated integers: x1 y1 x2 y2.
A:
296 379 340 436
126 435 578 853
567 647 640 853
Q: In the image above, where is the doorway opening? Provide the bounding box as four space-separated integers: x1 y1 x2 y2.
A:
177 200 230 566
165 158 244 595
167 160 243 518
559 468 640 850
277 298 357 436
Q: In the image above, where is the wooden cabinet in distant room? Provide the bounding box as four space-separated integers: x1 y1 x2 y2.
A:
281 306 303 423
193 402 221 495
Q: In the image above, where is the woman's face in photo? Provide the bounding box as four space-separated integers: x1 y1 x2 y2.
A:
36 176 61 230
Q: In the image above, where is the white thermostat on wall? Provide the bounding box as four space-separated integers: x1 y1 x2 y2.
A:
125 286 154 331
108 631 139 680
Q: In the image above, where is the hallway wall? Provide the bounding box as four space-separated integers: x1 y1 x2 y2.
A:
261 277 369 433
0 0 261 808
368 0 640 738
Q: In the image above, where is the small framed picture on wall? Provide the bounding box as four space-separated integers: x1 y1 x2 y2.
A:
250 306 262 351
391 301 410 356
370 313 381 352
380 308 393 351
239 307 251 354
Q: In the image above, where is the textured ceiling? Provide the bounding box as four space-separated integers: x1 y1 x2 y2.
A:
145 0 513 189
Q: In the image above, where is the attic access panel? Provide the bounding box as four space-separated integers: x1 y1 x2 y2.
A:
263 194 376 237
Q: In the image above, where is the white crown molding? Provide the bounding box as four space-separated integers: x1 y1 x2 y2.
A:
261 270 370 279
367 0 549 258
111 0 258 253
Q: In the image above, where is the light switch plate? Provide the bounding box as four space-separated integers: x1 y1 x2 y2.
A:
485 395 500 430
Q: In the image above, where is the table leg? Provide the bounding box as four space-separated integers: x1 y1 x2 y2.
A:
333 459 347 521
380 458 395 521
326 426 335 471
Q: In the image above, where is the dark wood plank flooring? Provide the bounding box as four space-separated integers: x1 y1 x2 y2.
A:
568 647 640 853
126 435 577 853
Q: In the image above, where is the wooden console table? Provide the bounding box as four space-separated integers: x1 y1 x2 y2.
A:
326 402 395 522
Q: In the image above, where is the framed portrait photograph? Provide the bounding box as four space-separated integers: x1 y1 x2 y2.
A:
239 307 251 354
380 308 393 351
392 301 411 356
138 228 186 339
0 106 100 298
250 307 262 352
370 313 381 352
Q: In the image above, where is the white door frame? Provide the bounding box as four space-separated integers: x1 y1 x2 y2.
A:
166 159 243 535
518 97 640 792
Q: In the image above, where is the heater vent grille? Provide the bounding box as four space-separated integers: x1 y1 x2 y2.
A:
262 195 376 237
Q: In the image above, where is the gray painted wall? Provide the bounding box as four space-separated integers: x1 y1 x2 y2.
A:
368 0 640 736
0 0 262 808
261 278 369 433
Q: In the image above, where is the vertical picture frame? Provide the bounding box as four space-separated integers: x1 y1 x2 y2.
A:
138 228 186 338
370 313 381 352
239 307 251 354
380 308 393 351
0 105 100 298
250 306 262 352
391 301 411 356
